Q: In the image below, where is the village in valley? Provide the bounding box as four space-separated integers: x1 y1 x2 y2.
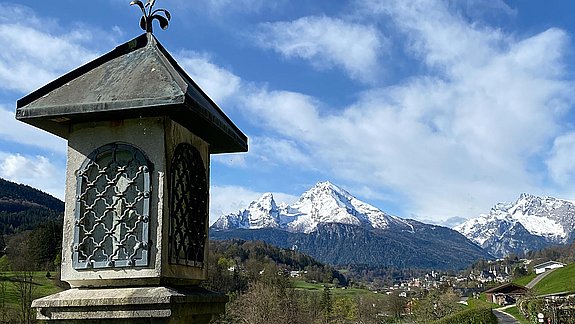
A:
209 237 575 323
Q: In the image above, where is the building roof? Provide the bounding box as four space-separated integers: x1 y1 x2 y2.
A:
534 261 566 269
484 282 528 294
16 33 247 154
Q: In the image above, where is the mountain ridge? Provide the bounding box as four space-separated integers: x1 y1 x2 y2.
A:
211 181 492 269
212 181 413 234
0 177 64 236
0 177 64 213
454 193 575 257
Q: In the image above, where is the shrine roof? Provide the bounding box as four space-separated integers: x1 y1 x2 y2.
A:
16 33 247 154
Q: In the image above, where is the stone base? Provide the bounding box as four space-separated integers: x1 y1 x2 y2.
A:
31 286 228 323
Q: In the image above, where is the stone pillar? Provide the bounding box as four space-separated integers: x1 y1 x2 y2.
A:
16 29 246 323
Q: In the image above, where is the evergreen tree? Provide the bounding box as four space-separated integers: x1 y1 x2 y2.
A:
320 285 333 323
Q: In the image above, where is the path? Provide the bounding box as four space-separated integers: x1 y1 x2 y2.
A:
493 308 520 324
526 268 557 289
491 269 559 323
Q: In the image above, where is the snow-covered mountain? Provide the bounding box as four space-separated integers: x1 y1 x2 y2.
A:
211 193 282 230
454 193 575 257
211 181 493 269
212 181 413 234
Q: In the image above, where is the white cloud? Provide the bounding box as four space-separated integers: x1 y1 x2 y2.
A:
235 0 575 221
0 5 99 93
546 133 575 186
249 136 313 167
176 51 242 104
368 0 505 72
209 185 298 225
421 216 469 228
0 106 66 154
0 152 65 200
254 16 385 82
241 89 322 136
213 136 313 170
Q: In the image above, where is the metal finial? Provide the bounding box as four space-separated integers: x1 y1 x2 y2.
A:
130 0 171 33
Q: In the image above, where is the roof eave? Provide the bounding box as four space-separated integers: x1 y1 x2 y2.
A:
15 33 248 153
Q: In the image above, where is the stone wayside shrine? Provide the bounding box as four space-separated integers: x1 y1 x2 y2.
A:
15 1 247 323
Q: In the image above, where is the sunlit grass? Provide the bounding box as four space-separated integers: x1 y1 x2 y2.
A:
501 306 531 324
291 280 384 298
513 274 537 287
0 271 65 315
467 296 500 309
533 263 575 295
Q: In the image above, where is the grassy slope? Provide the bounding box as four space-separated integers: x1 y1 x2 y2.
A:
533 262 575 295
513 273 537 287
292 280 384 298
467 295 500 309
501 306 531 324
1 272 65 316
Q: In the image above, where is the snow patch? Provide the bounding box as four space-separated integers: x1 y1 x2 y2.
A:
212 181 411 234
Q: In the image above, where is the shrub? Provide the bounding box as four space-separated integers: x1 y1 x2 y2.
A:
432 307 497 324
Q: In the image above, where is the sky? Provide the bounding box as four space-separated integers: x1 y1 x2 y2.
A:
2 0 575 227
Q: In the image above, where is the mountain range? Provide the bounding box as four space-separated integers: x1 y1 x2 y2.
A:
7 174 572 266
211 181 492 269
212 181 413 234
454 193 575 257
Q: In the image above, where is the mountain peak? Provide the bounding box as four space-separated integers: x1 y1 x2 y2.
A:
518 192 534 200
295 181 352 207
212 181 411 234
305 181 349 198
455 192 575 257
314 181 339 190
211 192 280 231
249 192 277 210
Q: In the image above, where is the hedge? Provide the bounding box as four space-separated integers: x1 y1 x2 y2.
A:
431 307 497 324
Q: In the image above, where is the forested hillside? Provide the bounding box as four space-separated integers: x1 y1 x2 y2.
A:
0 178 63 212
525 241 575 265
211 222 492 270
203 240 348 294
0 178 63 271
203 240 397 324
0 178 63 235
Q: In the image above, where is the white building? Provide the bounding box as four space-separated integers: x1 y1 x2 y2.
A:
534 261 566 274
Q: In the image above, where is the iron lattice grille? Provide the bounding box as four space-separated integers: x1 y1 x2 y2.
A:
169 143 208 267
73 143 151 269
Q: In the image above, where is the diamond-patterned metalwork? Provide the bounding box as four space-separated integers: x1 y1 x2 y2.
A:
73 143 151 269
169 143 208 267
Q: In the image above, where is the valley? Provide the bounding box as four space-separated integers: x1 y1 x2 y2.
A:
3 177 575 322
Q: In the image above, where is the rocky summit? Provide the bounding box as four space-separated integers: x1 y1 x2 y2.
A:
455 193 575 257
212 181 413 233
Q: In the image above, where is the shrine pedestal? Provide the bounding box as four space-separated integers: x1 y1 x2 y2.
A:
32 286 227 324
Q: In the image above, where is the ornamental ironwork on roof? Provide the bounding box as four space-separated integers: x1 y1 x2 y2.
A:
16 33 247 154
130 0 171 33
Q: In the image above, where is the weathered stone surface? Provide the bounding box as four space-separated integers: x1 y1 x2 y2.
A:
16 33 247 154
33 286 227 323
60 117 209 288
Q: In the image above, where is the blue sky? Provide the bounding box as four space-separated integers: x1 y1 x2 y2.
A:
2 0 575 227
